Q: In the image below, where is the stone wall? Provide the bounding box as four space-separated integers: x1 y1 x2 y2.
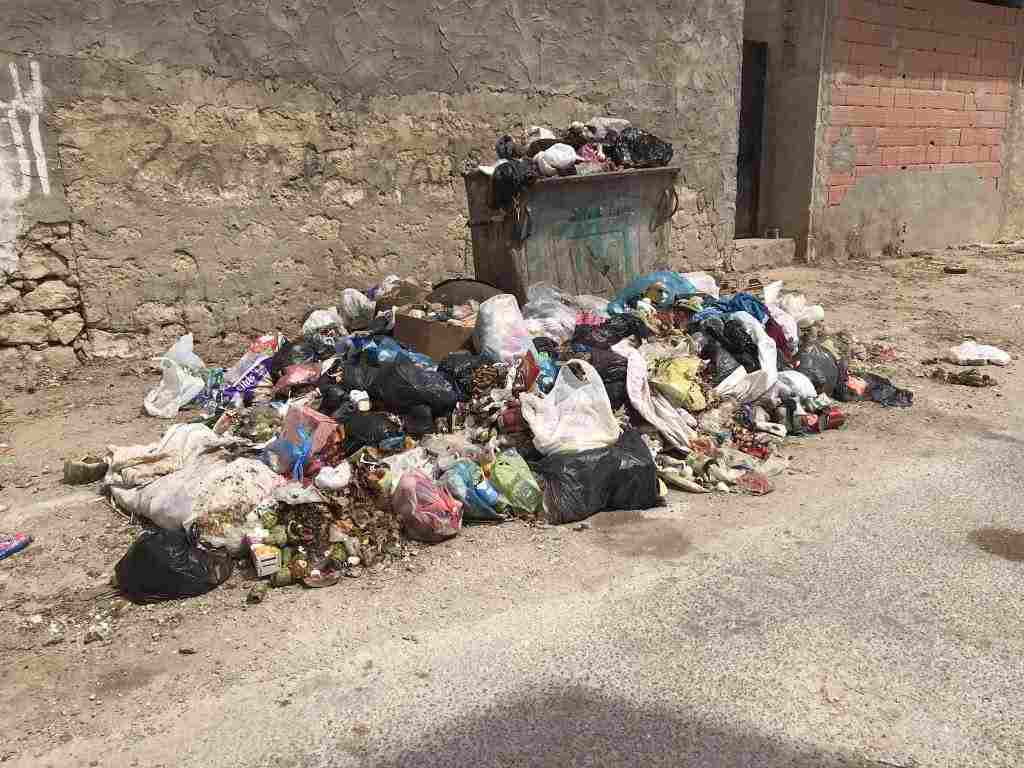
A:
0 55 84 383
813 0 1023 259
0 0 745 365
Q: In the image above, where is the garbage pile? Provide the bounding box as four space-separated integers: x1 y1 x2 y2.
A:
478 119 674 207
101 270 916 602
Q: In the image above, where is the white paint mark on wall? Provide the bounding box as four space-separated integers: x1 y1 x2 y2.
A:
0 60 50 275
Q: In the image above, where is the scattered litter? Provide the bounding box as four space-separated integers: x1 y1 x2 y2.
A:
0 532 32 561
946 341 1011 367
930 368 997 388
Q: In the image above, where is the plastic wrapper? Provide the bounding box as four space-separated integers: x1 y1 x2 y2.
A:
394 470 463 543
339 288 376 330
474 294 533 362
608 271 696 315
650 357 707 412
116 529 233 604
520 360 621 455
530 430 659 525
606 127 673 169
491 451 542 517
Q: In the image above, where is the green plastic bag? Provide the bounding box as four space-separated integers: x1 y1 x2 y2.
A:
491 450 542 516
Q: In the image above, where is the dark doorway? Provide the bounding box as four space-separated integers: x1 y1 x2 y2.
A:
735 41 767 238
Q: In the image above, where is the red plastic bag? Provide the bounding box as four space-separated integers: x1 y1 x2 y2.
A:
394 470 463 543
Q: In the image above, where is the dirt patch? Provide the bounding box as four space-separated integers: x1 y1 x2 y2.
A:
589 511 692 560
970 528 1024 563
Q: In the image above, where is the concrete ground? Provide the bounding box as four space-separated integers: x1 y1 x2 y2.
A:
2 246 1023 767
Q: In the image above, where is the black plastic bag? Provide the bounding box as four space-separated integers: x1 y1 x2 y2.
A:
572 315 652 349
723 317 761 372
796 344 840 396
269 341 318 378
530 430 660 525
702 340 742 385
319 384 351 416
589 347 629 410
438 351 490 401
115 529 232 604
370 354 459 416
342 412 404 455
607 127 674 169
495 135 521 160
402 404 436 438
493 159 532 209
532 337 560 360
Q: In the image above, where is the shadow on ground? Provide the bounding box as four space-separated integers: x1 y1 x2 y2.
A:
343 686 906 768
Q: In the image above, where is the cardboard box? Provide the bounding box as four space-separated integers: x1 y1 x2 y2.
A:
394 314 475 362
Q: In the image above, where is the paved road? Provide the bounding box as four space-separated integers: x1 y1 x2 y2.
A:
143 417 1024 768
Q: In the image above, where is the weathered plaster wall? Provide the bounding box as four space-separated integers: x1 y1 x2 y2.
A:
0 55 84 381
0 0 743 363
744 0 829 259
814 0 1022 260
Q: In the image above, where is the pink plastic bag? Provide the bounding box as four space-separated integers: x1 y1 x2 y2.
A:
394 470 463 543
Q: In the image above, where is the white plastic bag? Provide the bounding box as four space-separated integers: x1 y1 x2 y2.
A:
523 283 577 343
474 294 533 362
947 341 1011 367
534 143 579 176
520 360 621 455
302 307 346 337
714 366 777 404
339 289 376 331
143 357 205 419
314 462 353 491
774 370 817 400
613 342 695 450
779 293 825 329
165 333 205 370
731 311 779 382
682 271 720 299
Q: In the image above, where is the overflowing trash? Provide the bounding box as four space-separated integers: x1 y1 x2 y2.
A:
102 272 922 592
93 259 933 602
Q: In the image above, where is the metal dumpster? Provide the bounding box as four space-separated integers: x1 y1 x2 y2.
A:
464 167 680 303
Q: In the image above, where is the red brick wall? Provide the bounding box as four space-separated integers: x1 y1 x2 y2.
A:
825 0 1020 208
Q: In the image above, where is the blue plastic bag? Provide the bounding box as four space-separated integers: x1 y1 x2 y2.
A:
607 271 697 315
262 427 313 480
441 460 509 523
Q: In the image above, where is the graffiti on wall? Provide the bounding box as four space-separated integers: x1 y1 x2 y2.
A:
0 60 49 274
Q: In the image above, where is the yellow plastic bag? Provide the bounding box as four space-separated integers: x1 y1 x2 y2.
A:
650 357 707 412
